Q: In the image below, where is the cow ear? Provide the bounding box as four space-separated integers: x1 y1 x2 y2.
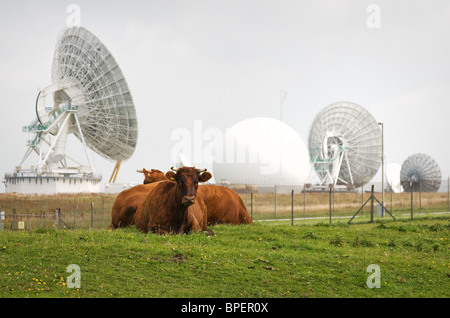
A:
165 171 176 182
198 171 212 183
143 168 150 177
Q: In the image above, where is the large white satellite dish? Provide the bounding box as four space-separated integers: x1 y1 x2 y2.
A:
400 153 441 192
4 26 138 194
308 101 381 189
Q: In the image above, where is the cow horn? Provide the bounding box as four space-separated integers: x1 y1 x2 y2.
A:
196 168 207 173
136 169 143 173
170 166 179 172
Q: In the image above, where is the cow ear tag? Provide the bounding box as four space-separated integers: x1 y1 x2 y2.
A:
165 171 177 182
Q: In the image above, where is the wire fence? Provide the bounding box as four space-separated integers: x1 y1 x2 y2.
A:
0 180 449 231
0 194 116 231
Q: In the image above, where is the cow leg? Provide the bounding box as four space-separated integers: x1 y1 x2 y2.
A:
109 222 118 230
150 224 170 235
204 228 215 236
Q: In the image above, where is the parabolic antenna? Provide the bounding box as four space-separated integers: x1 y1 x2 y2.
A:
308 101 381 188
45 26 137 163
385 163 402 193
400 153 441 192
5 26 138 194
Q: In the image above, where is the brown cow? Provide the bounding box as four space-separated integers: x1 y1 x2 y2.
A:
138 168 166 184
199 185 253 225
109 169 166 229
134 167 213 235
109 182 160 229
136 167 253 225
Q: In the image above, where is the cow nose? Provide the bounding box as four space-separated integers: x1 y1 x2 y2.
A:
182 196 195 206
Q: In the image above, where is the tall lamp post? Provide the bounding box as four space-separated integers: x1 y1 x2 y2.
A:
378 122 384 216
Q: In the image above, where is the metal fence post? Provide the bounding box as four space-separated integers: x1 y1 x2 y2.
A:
291 189 294 226
274 185 277 219
73 197 77 229
419 180 422 213
371 185 375 223
91 202 94 229
303 184 306 218
55 208 61 229
12 207 17 231
410 182 414 220
329 186 332 224
250 192 254 220
447 176 449 212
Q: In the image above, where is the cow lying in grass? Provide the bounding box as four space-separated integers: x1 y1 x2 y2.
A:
134 167 214 235
110 166 252 230
139 168 253 225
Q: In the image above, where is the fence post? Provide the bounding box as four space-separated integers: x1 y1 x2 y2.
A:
390 189 393 215
91 202 94 229
370 185 374 223
274 185 277 219
12 207 17 231
329 186 332 224
447 177 450 212
419 180 422 213
26 212 30 230
55 208 61 229
410 182 414 220
101 196 104 226
361 185 364 216
303 184 306 218
250 192 254 220
291 189 294 226
73 197 77 229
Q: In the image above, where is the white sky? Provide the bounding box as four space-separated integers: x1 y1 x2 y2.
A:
1 0 449 190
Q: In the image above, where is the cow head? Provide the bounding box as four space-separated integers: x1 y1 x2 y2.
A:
165 167 212 206
137 168 166 184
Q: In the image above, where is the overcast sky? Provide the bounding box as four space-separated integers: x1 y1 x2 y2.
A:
1 0 449 190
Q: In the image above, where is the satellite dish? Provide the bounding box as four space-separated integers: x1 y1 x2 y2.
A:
8 26 138 193
386 163 402 193
308 101 381 189
400 153 441 192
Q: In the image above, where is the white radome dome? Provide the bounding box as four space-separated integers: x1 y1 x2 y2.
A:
212 117 309 186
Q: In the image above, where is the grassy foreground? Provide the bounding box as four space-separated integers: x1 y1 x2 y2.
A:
1 216 449 298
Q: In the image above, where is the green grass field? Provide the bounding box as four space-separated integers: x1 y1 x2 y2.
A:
1 215 449 298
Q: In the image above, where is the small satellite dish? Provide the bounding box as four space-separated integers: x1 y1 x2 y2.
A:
308 101 381 189
5 26 138 193
400 153 441 192
385 163 402 193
